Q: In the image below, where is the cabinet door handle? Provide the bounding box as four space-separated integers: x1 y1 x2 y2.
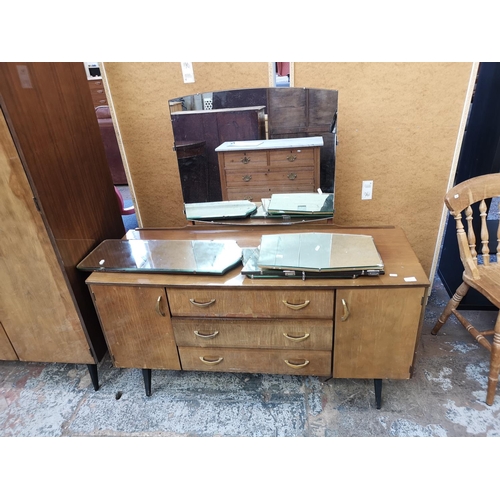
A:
341 299 350 321
283 332 310 342
282 299 310 310
155 295 165 316
189 298 216 307
194 330 219 339
287 154 297 162
199 356 224 365
284 359 310 369
288 172 297 180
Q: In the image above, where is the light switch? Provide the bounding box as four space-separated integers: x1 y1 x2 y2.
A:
362 180 373 200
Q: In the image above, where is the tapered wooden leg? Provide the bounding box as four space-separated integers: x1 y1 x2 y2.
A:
142 368 152 397
374 379 382 409
87 364 99 391
486 332 500 405
431 282 469 335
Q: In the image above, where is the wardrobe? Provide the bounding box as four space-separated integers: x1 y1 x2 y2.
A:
0 63 125 387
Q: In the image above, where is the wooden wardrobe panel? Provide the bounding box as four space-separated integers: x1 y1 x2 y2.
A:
0 323 18 361
0 110 94 364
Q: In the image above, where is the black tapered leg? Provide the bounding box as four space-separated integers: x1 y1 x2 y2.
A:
87 364 99 391
142 369 152 397
374 379 382 409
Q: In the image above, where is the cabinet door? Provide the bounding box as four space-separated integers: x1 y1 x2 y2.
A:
333 287 426 379
90 285 181 370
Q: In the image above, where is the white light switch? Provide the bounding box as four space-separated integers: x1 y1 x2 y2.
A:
362 180 373 200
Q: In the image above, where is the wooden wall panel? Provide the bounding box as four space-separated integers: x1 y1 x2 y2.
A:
102 62 269 228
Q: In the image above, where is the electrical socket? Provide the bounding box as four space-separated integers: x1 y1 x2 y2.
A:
362 180 373 200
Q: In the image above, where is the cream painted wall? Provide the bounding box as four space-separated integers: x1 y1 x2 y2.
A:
103 62 474 277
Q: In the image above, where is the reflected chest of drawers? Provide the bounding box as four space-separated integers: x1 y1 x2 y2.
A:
85 225 429 406
216 137 323 201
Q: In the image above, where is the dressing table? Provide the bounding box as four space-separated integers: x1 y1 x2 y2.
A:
81 223 429 408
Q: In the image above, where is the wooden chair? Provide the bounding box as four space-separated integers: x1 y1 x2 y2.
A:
432 173 500 405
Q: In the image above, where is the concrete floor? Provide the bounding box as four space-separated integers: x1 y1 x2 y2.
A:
1 272 499 437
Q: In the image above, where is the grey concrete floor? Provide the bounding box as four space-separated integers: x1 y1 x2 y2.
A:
1 273 499 437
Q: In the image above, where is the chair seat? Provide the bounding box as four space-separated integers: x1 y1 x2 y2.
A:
464 264 500 308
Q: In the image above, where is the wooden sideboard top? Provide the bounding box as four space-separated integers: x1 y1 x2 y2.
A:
85 225 430 290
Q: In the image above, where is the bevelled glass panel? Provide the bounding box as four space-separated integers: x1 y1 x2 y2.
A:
77 239 242 275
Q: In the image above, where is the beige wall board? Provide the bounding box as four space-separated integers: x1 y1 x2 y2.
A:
102 62 269 228
294 62 473 276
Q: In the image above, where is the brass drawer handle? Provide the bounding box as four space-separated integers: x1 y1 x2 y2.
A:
341 299 350 321
284 359 310 369
287 154 297 162
283 332 310 342
189 298 216 307
282 300 310 310
241 155 251 164
244 196 253 201
194 330 219 339
155 296 165 317
199 356 223 365
242 174 252 182
288 172 297 180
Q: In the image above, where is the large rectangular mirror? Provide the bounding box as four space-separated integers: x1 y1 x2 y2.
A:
168 87 338 205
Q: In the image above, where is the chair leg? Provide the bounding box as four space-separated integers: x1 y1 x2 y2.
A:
486 331 500 406
431 282 469 335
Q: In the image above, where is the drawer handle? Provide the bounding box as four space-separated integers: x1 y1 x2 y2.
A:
189 298 216 307
155 296 166 317
284 359 310 369
283 332 310 342
341 299 350 321
282 300 310 310
287 154 297 162
241 155 251 164
244 196 253 201
199 356 223 365
96 89 104 94
242 174 252 182
288 172 297 180
194 330 219 339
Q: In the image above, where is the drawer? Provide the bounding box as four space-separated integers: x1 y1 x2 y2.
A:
269 148 314 167
173 318 333 350
92 96 108 107
89 87 106 97
88 79 104 88
222 151 268 169
166 288 334 319
225 167 314 187
178 346 332 376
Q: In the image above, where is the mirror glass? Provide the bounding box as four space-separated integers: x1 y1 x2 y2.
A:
168 87 338 205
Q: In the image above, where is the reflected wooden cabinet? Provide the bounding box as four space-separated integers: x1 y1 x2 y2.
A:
85 225 430 407
216 137 323 202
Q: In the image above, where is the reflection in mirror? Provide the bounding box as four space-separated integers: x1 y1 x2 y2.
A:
168 87 338 206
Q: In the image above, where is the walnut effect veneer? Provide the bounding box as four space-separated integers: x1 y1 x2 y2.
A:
86 225 429 407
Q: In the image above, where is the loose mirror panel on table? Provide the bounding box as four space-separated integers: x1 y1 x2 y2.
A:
77 239 243 275
169 87 338 204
